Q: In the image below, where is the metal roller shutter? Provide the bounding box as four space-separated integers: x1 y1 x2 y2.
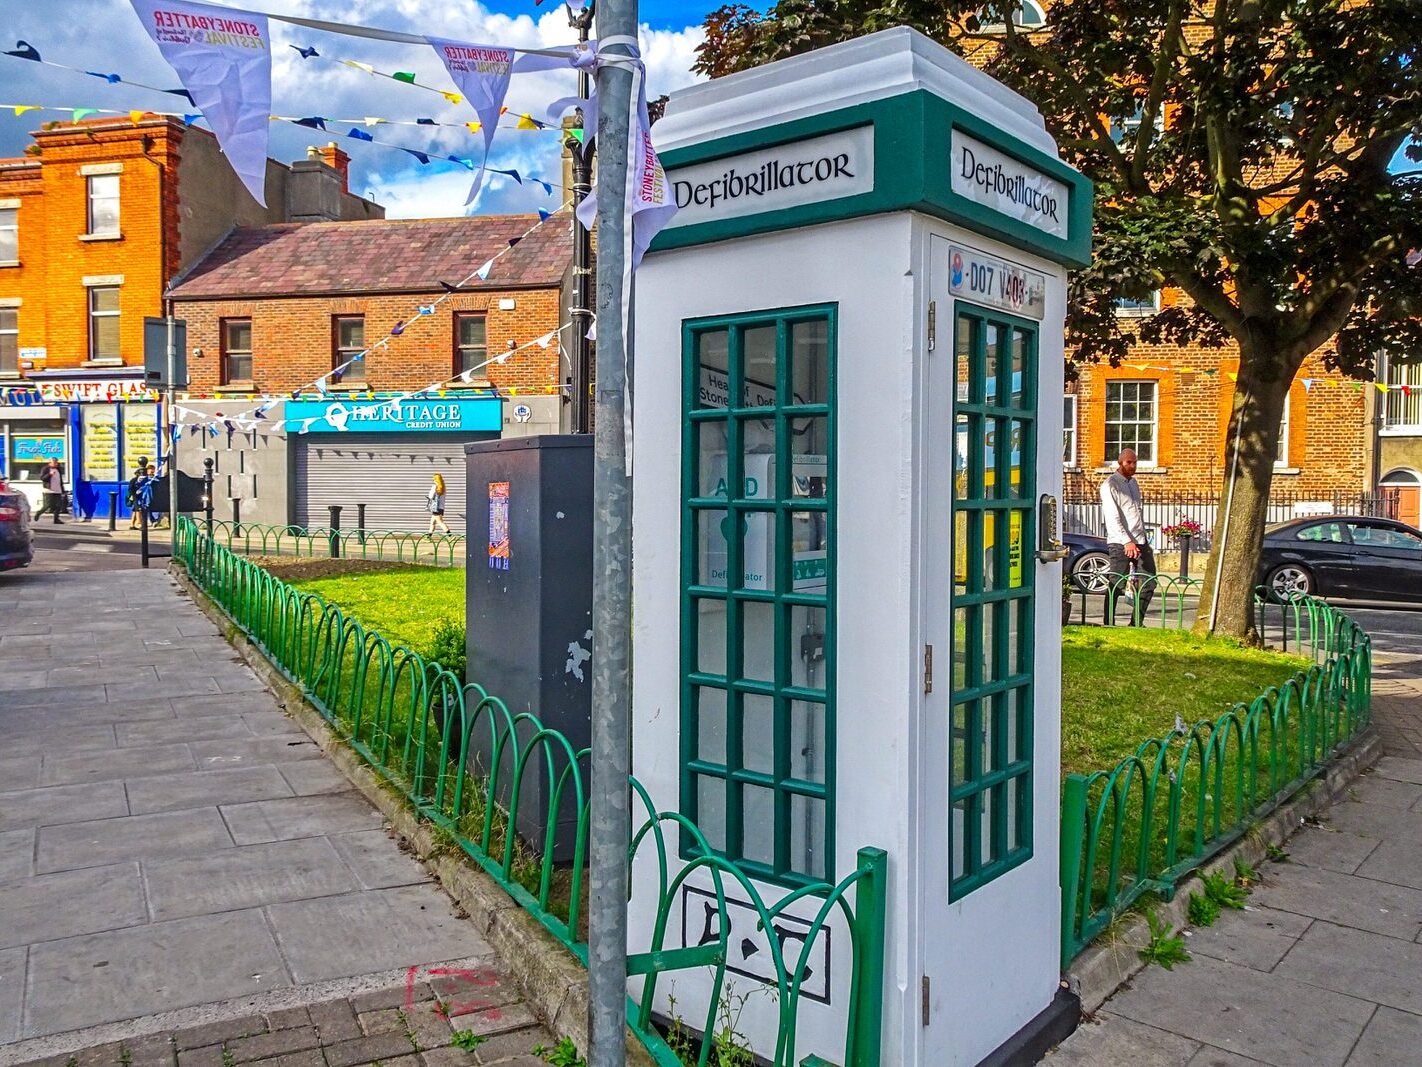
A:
294 432 495 533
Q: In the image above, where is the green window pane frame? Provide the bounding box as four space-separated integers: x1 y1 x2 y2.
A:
949 303 1038 900
679 303 837 888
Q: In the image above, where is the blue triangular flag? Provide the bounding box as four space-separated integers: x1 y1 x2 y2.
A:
391 321 405 336
402 148 431 165
182 113 202 126
537 209 551 222
294 116 327 130
490 167 522 185
535 179 552 195
347 128 373 141
417 118 436 125
163 88 194 103
289 44 319 59
447 156 474 170
86 71 123 84
4 42 40 61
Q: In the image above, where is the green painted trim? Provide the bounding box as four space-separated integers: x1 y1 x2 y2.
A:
652 90 1093 268
679 303 838 888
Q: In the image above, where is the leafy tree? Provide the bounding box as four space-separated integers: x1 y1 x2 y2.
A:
694 0 1422 639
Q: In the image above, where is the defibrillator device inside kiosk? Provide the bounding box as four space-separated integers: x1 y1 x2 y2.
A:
629 27 1093 1066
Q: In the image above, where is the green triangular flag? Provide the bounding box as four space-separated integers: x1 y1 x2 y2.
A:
393 72 417 84
571 128 585 144
72 108 98 120
1203 368 1217 376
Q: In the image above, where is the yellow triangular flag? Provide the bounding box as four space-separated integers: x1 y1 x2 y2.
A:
1227 371 1237 381
442 92 462 105
1376 382 1389 393
129 110 147 124
516 113 538 130
343 60 377 75
11 105 39 116
465 121 481 133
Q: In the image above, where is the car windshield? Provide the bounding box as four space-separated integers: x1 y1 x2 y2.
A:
1294 521 1347 543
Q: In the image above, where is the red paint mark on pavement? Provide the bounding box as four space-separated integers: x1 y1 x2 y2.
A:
405 964 502 1018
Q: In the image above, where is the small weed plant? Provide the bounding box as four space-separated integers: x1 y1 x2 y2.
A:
1265 843 1291 863
1233 857 1260 888
1188 890 1221 928
449 1031 486 1052
1138 909 1191 970
1203 870 1249 910
532 1037 586 1067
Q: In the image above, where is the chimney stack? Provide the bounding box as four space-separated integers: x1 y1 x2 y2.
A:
318 142 351 192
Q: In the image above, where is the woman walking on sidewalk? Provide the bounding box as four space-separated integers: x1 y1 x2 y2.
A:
35 459 66 525
427 472 450 535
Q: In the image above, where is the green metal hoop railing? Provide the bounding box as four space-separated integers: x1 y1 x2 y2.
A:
1058 593 1372 964
175 516 886 1067
203 520 467 566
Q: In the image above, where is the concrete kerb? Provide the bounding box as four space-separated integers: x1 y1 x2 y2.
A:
1064 725 1385 1016
168 565 658 1067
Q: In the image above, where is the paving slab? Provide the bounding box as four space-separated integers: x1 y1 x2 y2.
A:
1248 859 1422 940
1273 920 1422 1015
144 838 360 921
1320 799 1422 843
0 782 129 832
22 910 291 1038
1372 756 1422 785
1281 825 1380 875
1344 1005 1422 1067
0 829 35 884
1106 954 1374 1066
1353 838 1422 891
190 737 321 772
328 831 432 890
106 678 222 703
0 947 22 1045
46 665 159 689
171 692 289 718
0 863 146 949
0 757 40 793
1 724 115 759
115 717 254 748
1347 775 1422 810
1186 1048 1271 1067
1047 1013 1201 1066
125 766 295 817
0 684 110 711
265 884 491 983
38 744 195 788
36 809 232 874
238 712 305 738
278 761 354 797
1183 906 1312 973
220 794 384 845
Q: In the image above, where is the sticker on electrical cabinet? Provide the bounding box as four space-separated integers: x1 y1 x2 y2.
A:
950 245 1047 321
681 885 831 1003
488 481 510 571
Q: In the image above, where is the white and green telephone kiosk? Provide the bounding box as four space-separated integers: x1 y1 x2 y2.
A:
630 26 1093 1065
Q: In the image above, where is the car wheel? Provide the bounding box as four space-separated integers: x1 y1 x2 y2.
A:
1072 551 1113 593
1267 563 1313 601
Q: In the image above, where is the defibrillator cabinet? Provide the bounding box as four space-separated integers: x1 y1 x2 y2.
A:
629 27 1093 1066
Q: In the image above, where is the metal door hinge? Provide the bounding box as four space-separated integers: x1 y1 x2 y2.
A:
922 975 931 1026
927 300 937 351
923 644 933 694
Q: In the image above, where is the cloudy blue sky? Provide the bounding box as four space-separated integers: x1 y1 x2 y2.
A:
0 0 717 217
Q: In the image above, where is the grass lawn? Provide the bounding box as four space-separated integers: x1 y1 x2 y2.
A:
288 565 465 654
1061 626 1312 778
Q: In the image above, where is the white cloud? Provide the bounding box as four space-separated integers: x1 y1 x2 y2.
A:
0 0 706 219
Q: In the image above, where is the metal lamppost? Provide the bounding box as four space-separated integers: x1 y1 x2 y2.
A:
567 1 595 434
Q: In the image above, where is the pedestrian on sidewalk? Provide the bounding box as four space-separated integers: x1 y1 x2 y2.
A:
427 472 451 535
34 458 67 525
145 464 168 528
1101 448 1156 624
126 460 148 529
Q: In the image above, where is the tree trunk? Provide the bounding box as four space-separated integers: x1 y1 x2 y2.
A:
1195 365 1291 642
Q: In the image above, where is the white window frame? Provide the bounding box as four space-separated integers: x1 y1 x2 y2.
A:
1382 356 1422 434
0 306 17 375
88 285 121 362
86 174 120 237
1275 392 1292 468
1104 379 1159 467
1114 289 1162 317
1063 392 1078 467
976 0 1047 31
0 206 17 263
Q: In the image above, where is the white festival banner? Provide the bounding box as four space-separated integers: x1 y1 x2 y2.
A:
131 0 272 206
426 36 515 204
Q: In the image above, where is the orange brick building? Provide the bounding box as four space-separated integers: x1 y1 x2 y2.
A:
166 215 570 531
0 117 380 517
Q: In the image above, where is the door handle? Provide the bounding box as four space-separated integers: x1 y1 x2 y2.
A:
1037 493 1068 563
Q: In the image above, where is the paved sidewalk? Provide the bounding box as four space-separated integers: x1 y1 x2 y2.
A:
0 569 551 1066
1049 661 1422 1067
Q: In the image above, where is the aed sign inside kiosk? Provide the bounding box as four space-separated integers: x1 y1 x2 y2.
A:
634 27 1093 1067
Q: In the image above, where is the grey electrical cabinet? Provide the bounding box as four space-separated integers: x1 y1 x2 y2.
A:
464 435 592 862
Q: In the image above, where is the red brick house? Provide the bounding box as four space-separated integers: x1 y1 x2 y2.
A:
166 214 570 531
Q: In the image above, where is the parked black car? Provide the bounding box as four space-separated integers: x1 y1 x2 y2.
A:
1065 531 1112 592
1258 515 1422 602
0 484 34 572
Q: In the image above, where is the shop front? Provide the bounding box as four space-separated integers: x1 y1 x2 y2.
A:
0 387 71 513
23 371 162 520
286 396 503 532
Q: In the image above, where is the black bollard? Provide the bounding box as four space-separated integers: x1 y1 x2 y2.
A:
139 507 150 568
107 490 118 532
232 498 242 538
328 505 342 558
356 502 367 546
202 458 215 537
1178 533 1192 578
